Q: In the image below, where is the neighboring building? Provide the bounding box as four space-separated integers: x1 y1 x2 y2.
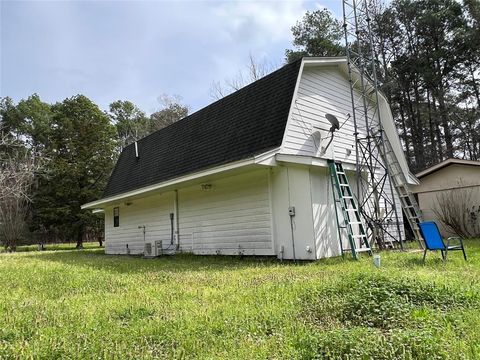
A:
412 158 480 236
82 57 416 260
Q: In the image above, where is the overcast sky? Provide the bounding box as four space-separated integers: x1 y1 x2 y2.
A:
1 1 342 114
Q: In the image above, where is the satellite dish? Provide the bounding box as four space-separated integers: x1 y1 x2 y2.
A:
312 130 322 149
325 113 340 132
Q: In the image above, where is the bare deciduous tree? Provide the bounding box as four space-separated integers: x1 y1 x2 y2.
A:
433 185 480 238
0 133 41 251
150 94 189 131
209 54 278 100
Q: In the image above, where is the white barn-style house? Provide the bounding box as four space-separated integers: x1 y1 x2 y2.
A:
82 57 417 260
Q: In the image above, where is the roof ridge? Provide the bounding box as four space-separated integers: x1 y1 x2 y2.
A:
132 59 303 146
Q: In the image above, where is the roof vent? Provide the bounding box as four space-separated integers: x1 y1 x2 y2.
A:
134 141 139 159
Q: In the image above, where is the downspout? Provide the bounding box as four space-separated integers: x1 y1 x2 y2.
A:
286 168 296 262
169 213 174 245
174 189 180 250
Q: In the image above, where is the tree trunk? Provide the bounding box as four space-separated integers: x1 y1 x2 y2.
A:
430 96 444 162
412 79 426 169
469 65 480 108
404 88 424 171
436 91 454 158
76 227 84 249
426 90 438 165
433 58 454 158
398 98 412 164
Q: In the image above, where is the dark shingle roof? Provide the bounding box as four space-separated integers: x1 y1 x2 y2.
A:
103 59 302 198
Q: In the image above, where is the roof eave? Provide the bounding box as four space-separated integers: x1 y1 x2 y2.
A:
81 148 280 210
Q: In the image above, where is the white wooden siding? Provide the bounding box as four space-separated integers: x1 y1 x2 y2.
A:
310 167 342 258
104 192 174 255
178 169 274 255
270 165 316 260
282 66 365 163
282 65 405 251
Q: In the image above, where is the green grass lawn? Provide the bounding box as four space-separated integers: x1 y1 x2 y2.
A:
1 241 480 359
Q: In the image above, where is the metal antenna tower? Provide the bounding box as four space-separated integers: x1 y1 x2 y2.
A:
342 0 404 249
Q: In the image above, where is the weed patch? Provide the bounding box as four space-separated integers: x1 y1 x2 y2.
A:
300 273 480 359
114 306 156 324
304 273 479 330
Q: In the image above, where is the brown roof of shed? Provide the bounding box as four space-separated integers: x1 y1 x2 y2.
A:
416 158 480 179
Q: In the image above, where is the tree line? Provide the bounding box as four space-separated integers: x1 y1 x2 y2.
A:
0 94 188 250
286 0 479 173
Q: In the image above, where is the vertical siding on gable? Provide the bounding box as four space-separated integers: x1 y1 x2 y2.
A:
104 192 174 255
178 169 274 255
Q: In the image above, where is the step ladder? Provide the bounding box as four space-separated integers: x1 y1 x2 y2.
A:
328 160 372 259
376 135 424 247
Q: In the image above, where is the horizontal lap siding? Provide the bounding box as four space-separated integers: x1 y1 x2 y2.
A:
104 193 174 255
282 66 367 163
178 169 273 255
283 65 405 249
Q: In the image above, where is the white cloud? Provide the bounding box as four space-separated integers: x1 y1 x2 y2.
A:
2 0 344 113
212 1 306 44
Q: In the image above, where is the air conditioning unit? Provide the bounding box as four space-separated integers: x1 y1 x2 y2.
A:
144 242 153 257
144 241 163 258
154 240 163 256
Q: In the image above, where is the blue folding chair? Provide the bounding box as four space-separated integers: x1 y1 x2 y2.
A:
418 221 467 263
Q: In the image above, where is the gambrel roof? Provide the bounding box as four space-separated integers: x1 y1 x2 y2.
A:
82 57 414 210
103 59 302 198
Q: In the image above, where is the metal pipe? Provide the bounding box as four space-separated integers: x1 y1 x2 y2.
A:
169 213 174 245
289 213 296 262
174 189 180 250
138 225 146 251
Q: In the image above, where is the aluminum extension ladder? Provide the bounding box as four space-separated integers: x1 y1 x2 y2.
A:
376 136 424 247
328 160 372 259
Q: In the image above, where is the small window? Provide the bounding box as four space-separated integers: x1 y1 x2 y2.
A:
113 207 119 227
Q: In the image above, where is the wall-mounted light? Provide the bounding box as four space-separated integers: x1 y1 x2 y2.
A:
201 184 213 191
124 201 132 206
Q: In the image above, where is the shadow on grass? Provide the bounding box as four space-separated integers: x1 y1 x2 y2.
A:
400 256 441 267
23 240 478 275
3 242 102 253
23 248 317 274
